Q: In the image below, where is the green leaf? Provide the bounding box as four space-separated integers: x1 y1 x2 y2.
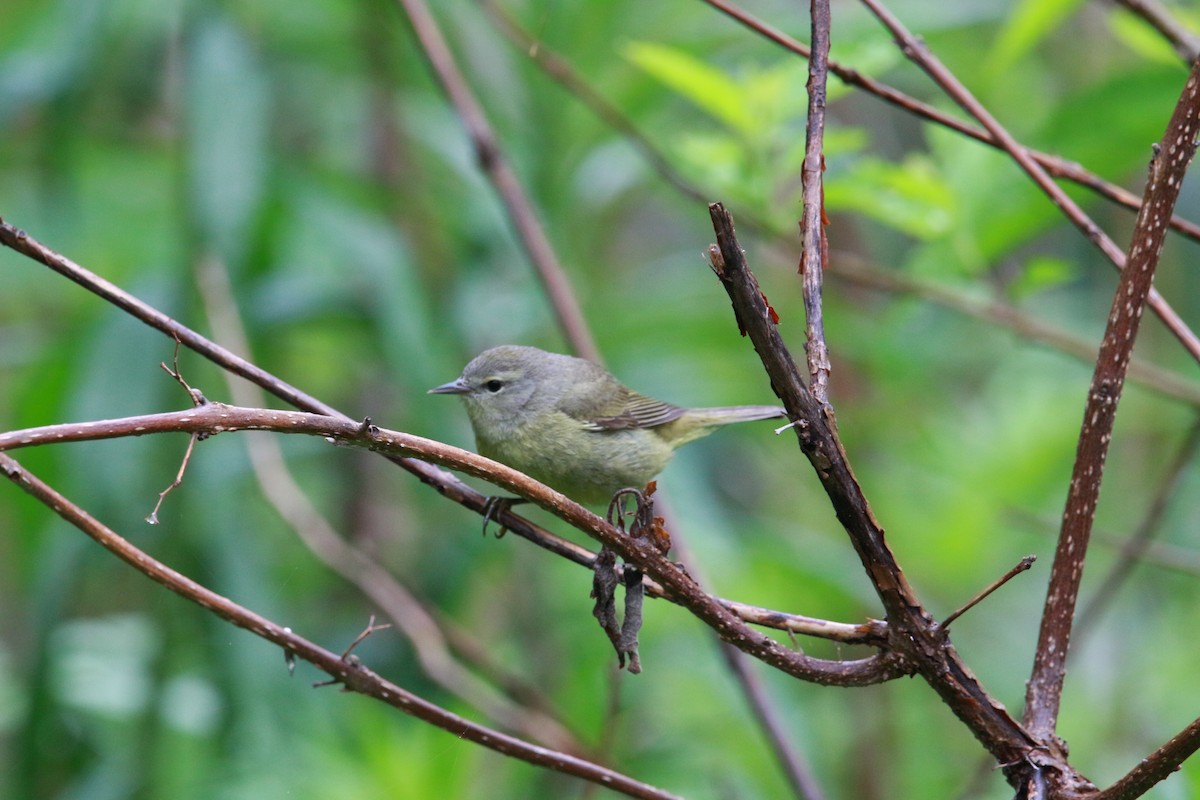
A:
622 41 753 135
1009 255 1078 299
825 155 955 239
987 0 1087 71
1109 9 1192 66
184 18 271 264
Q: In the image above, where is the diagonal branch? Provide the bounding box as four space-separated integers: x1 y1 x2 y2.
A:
0 451 681 800
706 203 1071 791
0 218 884 648
0 216 593 588
701 0 1200 246
1024 61 1200 741
857 0 1200 366
1094 715 1200 800
1113 0 1200 62
389 0 598 361
859 0 1200 367
193 254 584 753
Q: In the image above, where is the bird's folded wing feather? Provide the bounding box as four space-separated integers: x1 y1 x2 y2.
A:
578 391 687 431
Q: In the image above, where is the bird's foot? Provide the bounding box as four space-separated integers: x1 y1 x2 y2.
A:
481 496 526 538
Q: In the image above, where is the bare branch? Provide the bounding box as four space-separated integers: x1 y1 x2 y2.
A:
193 254 586 752
0 403 903 686
0 216 610 595
1024 61 1200 741
700 0 1200 247
706 203 1059 788
389 0 597 362
145 431 199 525
828 253 1200 407
800 0 832 403
0 452 681 800
941 556 1036 630
857 0 1200 365
1094 715 1200 800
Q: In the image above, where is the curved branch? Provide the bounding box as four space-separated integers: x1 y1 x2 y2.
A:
707 203 1069 790
0 403 903 687
389 0 598 361
0 452 680 800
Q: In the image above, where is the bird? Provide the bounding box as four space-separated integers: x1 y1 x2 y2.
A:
429 345 786 505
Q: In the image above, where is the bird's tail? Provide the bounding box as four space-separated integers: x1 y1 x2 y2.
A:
691 405 787 426
662 404 787 447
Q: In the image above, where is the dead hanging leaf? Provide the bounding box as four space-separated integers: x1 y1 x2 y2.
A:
762 291 780 325
591 547 621 651
590 484 672 673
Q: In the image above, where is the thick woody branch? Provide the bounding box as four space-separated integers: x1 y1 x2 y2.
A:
707 202 1074 790
0 452 680 800
800 0 832 402
1024 63 1200 742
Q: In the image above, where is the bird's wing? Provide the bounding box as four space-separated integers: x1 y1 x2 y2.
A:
578 391 687 431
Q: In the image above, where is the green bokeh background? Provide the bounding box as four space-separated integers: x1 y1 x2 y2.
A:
2 0 1200 797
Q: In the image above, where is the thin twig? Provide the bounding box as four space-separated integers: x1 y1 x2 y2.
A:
940 556 1036 630
700 0 1200 246
0 452 682 800
339 615 394 660
145 432 198 525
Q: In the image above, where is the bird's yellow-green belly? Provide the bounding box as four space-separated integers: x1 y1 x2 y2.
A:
477 426 674 506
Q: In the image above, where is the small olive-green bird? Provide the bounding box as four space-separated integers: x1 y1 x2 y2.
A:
429 345 786 505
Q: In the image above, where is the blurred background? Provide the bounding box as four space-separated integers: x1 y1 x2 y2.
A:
2 0 1200 797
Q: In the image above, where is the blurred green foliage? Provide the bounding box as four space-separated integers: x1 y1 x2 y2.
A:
2 0 1200 798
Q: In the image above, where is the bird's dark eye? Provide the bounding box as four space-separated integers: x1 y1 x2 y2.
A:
484 379 504 393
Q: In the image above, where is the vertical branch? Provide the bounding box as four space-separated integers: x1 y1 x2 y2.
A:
390 0 600 362
1023 64 1200 740
800 0 832 403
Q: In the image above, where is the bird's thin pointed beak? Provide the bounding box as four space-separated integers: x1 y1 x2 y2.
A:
428 378 470 395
